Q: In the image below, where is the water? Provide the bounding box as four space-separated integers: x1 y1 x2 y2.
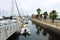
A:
15 20 59 40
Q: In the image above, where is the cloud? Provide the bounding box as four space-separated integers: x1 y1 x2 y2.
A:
0 0 11 11
0 0 60 16
43 0 60 6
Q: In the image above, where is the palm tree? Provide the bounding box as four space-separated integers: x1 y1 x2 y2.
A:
49 10 58 23
40 14 42 20
43 11 48 21
36 14 38 18
36 8 41 18
40 14 42 18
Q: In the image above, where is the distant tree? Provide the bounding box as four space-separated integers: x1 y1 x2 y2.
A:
49 10 58 23
36 8 41 18
40 14 42 18
32 14 36 18
40 14 42 20
36 14 38 18
43 11 48 21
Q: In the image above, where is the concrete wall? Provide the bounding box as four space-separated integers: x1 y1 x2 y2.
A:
31 19 60 36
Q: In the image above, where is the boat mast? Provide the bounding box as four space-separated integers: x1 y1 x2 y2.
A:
15 0 21 17
11 0 14 16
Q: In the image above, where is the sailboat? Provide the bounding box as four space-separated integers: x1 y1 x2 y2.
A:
15 0 31 35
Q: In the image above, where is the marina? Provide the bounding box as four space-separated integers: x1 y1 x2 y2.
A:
0 0 60 40
15 20 60 40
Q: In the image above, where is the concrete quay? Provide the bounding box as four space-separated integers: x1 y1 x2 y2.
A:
31 18 60 36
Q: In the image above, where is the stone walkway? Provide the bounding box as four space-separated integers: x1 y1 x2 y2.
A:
36 18 60 27
32 18 60 30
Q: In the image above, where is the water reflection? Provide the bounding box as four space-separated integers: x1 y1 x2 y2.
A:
32 21 34 25
20 29 31 37
49 35 57 40
36 25 42 35
42 29 47 36
20 33 30 37
36 28 40 35
15 20 60 40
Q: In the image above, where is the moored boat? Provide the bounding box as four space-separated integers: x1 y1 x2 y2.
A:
20 24 31 35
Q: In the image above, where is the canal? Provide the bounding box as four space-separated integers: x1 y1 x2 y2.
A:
15 20 59 40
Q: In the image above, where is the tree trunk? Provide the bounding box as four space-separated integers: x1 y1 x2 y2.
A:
44 19 46 22
52 19 54 23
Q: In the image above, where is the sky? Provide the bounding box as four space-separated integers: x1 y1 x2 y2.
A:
0 0 60 17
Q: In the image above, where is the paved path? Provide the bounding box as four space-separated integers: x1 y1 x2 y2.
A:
36 18 60 27
32 18 60 30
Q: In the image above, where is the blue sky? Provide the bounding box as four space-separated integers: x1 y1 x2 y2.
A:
0 0 60 17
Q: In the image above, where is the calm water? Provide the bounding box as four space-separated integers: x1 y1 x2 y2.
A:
15 20 59 40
